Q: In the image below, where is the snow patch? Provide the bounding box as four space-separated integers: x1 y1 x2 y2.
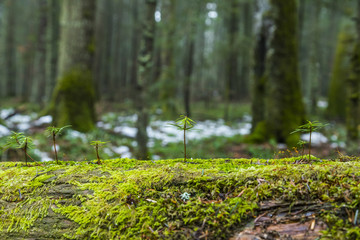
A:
34 115 52 126
33 149 53 162
0 125 11 137
301 132 328 146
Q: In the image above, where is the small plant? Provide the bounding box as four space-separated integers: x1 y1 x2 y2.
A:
297 140 307 159
5 131 35 166
46 125 71 164
171 115 196 162
291 120 328 161
90 140 107 165
180 192 190 201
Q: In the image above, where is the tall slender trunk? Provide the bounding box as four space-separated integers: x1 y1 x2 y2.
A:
184 39 194 117
346 0 360 152
135 0 157 160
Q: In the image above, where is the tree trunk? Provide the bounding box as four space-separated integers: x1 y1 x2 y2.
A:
44 0 60 103
224 0 240 121
327 28 353 121
265 0 305 146
135 0 157 160
346 0 360 153
0 0 16 98
184 39 194 118
48 0 96 132
31 0 47 104
159 0 177 118
251 8 269 133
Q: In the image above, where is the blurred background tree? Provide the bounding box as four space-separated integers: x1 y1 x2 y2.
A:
0 0 359 159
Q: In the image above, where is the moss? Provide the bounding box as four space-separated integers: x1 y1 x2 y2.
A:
246 121 269 143
1 158 360 239
327 26 354 121
266 0 305 145
50 67 95 132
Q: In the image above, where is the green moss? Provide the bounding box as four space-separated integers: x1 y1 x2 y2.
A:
266 0 305 145
327 26 354 121
50 67 95 132
246 121 269 143
1 158 360 239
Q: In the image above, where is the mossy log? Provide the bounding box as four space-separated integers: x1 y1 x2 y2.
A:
1 158 360 239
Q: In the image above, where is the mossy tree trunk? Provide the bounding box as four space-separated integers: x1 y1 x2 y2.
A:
327 27 353 121
266 0 305 146
224 0 240 121
346 1 360 152
135 0 157 160
158 0 177 118
44 0 60 103
0 0 17 98
251 10 269 133
30 0 47 104
49 0 96 132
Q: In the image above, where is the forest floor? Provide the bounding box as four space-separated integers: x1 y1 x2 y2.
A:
0 158 359 239
0 101 348 163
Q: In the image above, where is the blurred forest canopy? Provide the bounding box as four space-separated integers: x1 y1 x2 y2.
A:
0 0 359 157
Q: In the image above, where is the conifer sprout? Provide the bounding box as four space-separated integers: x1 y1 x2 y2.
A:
170 115 196 162
90 140 108 164
5 131 35 166
46 125 71 164
297 140 307 160
291 121 329 161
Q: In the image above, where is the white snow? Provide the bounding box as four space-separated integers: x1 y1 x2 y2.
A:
0 108 15 119
96 121 112 130
99 117 252 146
67 130 87 142
17 123 31 131
34 115 52 126
114 126 137 138
0 125 11 137
317 100 328 108
8 114 31 123
301 132 328 146
33 149 53 162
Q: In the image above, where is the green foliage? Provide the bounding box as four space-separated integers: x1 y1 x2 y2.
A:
291 120 328 160
45 125 71 138
171 115 196 162
290 120 329 135
46 125 71 164
90 140 108 165
5 132 35 166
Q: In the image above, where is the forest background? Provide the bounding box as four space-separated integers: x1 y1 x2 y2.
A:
0 0 359 162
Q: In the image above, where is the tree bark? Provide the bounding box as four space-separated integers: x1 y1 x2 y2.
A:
346 0 360 152
49 0 96 132
135 0 157 160
266 0 305 146
44 0 60 103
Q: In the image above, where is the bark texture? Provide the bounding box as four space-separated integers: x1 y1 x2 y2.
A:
49 0 96 132
265 0 305 146
135 0 157 159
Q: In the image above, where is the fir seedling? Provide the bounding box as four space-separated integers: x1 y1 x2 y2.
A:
90 140 108 165
46 125 71 164
171 115 196 162
6 131 35 166
291 120 328 161
297 140 307 159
